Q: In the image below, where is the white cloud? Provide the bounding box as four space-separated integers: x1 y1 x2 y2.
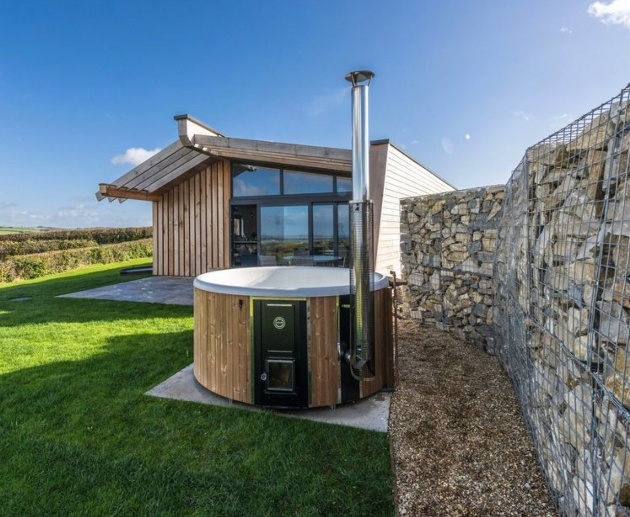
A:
550 113 574 129
552 113 572 122
588 0 630 27
0 198 151 229
110 147 161 166
6 205 98 228
560 26 573 34
464 134 472 141
308 88 348 117
8 209 52 225
55 204 100 223
411 139 419 145
512 110 533 121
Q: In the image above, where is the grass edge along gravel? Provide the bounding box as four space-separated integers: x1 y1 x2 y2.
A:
0 260 393 516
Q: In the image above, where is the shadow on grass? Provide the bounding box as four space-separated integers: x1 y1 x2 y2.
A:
0 296 192 326
0 262 152 301
0 330 393 516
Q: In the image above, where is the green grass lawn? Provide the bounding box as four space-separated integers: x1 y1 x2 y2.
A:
0 259 393 516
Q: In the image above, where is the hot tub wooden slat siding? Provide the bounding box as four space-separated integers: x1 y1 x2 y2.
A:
310 296 339 407
193 289 207 387
361 286 393 398
194 290 252 404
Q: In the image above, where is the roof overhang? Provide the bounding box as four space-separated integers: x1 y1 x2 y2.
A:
98 116 352 202
97 140 215 201
191 135 352 173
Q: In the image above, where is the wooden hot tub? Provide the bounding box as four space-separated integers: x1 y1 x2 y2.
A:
193 266 393 408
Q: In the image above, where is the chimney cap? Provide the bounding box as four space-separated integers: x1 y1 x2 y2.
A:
345 70 375 86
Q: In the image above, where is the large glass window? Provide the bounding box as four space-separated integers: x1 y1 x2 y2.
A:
231 162 352 267
337 176 352 193
312 204 334 255
233 165 280 197
260 205 309 261
232 163 351 197
284 170 333 195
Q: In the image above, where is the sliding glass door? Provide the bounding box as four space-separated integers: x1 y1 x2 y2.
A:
231 200 350 267
259 205 309 263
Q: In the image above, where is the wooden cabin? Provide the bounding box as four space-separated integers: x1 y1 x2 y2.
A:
98 115 454 276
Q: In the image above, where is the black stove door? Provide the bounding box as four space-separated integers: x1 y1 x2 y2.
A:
253 299 308 408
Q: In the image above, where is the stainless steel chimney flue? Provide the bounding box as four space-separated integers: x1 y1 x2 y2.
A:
345 70 375 377
345 71 374 203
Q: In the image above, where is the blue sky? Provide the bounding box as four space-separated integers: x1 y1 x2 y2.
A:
1 0 630 228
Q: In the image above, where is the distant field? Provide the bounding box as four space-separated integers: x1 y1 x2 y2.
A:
0 227 47 235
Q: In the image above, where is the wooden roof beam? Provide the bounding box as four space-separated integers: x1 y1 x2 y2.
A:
98 184 162 202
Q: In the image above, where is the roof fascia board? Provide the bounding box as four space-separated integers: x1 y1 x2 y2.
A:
192 135 352 168
203 148 352 172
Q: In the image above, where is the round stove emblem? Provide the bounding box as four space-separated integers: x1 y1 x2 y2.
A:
273 316 286 330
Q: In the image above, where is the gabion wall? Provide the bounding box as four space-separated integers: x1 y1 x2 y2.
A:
400 84 630 516
494 86 630 516
400 186 504 350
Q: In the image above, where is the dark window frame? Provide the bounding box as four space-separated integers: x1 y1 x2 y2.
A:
231 161 352 199
230 161 352 266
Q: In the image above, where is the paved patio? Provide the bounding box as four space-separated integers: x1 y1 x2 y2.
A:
58 276 194 305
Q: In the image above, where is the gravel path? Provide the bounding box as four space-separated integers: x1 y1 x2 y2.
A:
389 320 556 516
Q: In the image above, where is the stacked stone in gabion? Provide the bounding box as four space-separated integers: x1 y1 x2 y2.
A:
400 185 504 351
496 96 630 515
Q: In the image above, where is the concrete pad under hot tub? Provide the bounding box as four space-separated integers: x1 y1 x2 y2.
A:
146 364 391 433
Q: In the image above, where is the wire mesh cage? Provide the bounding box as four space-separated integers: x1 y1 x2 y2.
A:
495 84 630 516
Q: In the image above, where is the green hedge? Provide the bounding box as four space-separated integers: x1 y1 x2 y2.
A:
0 239 153 283
0 227 152 244
0 239 98 260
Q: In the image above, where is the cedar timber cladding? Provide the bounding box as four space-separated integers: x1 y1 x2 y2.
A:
153 159 231 276
370 141 455 276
